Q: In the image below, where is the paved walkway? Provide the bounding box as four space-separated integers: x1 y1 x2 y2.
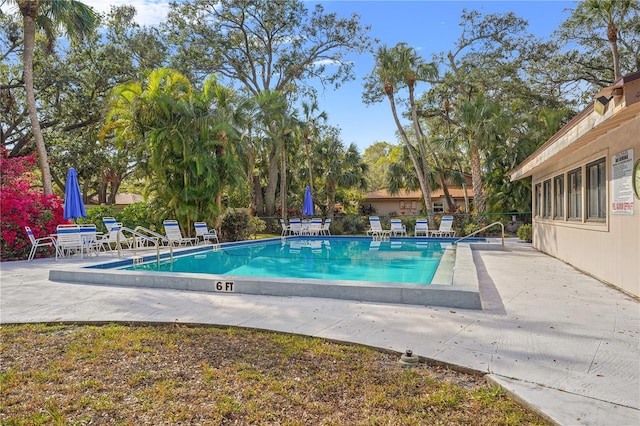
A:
1 240 638 425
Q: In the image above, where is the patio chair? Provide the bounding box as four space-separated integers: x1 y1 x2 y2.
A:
102 217 134 248
366 216 391 239
55 224 83 259
390 219 407 237
308 218 323 235
102 216 118 232
321 218 332 235
80 224 101 258
25 226 58 261
98 223 131 254
288 218 303 235
163 220 198 246
194 222 219 244
431 215 456 237
279 218 291 236
414 219 429 237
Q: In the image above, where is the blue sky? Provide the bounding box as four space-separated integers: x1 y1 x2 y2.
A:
5 0 578 152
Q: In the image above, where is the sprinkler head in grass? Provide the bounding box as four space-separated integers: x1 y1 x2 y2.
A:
399 349 419 368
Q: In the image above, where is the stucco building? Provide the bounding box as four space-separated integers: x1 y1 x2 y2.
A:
510 71 640 297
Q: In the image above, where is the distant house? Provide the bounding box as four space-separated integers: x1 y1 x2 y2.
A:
510 71 640 297
362 177 472 216
88 192 144 206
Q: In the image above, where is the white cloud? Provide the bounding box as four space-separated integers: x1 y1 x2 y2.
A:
313 59 342 67
83 0 172 27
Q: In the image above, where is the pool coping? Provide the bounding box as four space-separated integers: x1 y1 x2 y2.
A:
48 236 483 309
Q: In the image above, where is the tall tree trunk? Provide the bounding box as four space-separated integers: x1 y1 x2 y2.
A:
326 180 336 220
264 147 279 216
253 174 264 216
20 4 53 195
408 84 455 211
470 144 485 215
279 138 287 220
607 23 621 80
303 135 314 193
385 89 434 227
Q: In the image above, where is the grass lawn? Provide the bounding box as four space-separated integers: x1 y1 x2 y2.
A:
1 323 548 425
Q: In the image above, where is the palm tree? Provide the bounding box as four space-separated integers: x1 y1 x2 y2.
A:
102 68 243 228
364 43 439 227
254 91 298 220
572 0 634 80
300 101 327 193
457 93 503 215
314 127 367 219
10 0 97 195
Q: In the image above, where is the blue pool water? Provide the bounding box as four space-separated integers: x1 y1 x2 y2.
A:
123 237 452 285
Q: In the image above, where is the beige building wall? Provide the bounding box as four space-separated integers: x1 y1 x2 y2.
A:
531 115 640 297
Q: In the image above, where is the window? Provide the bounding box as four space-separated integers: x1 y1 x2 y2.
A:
554 175 564 219
543 179 552 218
534 183 542 217
568 168 582 220
433 202 444 213
587 158 606 220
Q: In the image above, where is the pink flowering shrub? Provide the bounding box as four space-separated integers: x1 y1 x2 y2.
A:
0 148 66 261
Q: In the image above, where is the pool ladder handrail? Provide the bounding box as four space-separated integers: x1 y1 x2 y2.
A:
114 226 161 262
453 221 504 247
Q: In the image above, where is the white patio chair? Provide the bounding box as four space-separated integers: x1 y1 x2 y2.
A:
431 215 456 237
98 223 130 254
308 218 323 235
414 219 429 237
163 220 198 246
102 218 134 248
390 219 407 236
25 226 58 261
321 218 332 235
79 224 101 258
55 224 83 259
194 222 219 244
279 218 291 236
288 218 303 235
366 216 391 240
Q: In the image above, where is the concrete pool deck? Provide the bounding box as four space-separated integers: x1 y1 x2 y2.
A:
1 238 639 425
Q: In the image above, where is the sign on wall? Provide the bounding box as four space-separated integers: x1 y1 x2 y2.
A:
611 148 634 215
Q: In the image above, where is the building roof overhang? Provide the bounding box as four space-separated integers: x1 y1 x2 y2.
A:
510 71 640 181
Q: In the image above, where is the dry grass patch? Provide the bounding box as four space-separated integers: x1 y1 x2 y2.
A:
1 323 549 425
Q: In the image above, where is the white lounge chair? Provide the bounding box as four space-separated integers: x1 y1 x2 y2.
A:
102 217 134 248
194 222 219 244
98 223 130 254
163 220 198 246
414 219 429 237
431 215 456 237
367 216 391 240
25 226 58 261
390 219 407 236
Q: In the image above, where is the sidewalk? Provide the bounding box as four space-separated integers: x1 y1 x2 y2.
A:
1 240 638 425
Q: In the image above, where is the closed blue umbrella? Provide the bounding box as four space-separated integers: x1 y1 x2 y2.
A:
302 185 314 216
63 167 87 221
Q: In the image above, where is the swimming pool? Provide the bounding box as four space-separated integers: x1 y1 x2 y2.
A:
123 238 451 285
48 236 483 309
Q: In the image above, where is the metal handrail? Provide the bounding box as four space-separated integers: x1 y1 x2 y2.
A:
453 221 504 247
134 226 169 245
